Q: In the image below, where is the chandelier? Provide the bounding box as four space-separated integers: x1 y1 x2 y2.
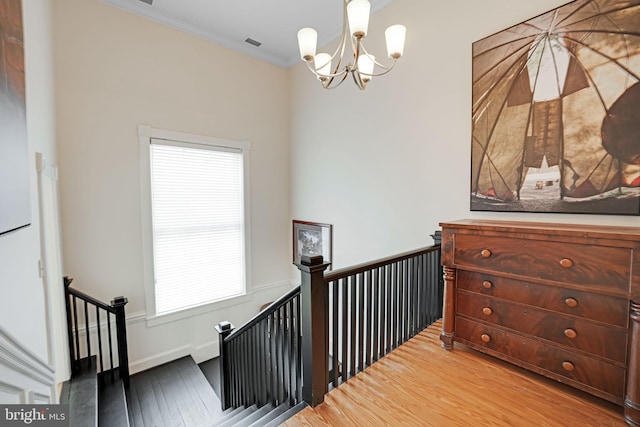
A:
297 0 406 90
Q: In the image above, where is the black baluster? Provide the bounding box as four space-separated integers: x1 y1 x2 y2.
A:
271 307 278 405
283 303 290 405
331 281 339 387
96 307 103 376
287 299 295 405
372 267 379 363
256 319 267 406
393 262 398 347
365 270 372 368
402 259 409 343
358 272 364 373
350 275 356 378
84 301 91 367
295 295 303 402
268 311 276 405
73 296 80 371
384 264 390 351
107 311 114 382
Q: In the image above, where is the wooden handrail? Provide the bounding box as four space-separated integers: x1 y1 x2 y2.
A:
224 285 301 342
63 276 130 388
65 283 115 313
324 245 440 282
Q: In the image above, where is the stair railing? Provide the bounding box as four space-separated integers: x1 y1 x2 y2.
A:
217 237 442 409
216 286 302 410
297 244 442 405
63 276 130 388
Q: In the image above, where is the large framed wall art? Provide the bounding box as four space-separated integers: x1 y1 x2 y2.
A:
0 0 30 234
471 0 640 215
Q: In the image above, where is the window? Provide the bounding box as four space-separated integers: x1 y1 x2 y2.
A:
139 126 251 318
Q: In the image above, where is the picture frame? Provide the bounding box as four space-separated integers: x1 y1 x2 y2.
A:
292 220 332 266
470 0 640 215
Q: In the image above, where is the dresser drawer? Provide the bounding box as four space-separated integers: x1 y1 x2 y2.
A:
455 317 626 399
456 291 628 363
456 270 629 327
453 234 631 293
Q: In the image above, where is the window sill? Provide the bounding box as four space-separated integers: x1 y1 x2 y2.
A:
145 292 251 328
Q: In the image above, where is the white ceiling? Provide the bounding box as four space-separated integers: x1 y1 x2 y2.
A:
100 0 395 69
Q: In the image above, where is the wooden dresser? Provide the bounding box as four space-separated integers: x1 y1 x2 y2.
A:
439 220 640 426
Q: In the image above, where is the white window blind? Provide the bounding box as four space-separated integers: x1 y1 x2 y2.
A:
149 139 245 315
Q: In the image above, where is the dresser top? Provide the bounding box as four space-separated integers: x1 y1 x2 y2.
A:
439 219 640 242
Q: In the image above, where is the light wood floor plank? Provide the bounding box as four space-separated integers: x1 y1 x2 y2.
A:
284 320 626 427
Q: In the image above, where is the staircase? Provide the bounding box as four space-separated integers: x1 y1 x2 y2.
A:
63 240 443 426
63 278 302 426
63 353 303 426
211 402 307 427
60 356 129 427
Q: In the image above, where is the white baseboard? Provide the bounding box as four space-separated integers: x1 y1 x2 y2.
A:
191 340 218 364
128 340 218 374
129 345 193 374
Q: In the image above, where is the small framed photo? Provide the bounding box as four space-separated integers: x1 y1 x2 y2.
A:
292 220 332 266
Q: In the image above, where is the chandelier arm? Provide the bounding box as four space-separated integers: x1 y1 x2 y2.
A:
305 59 349 80
360 60 397 77
323 69 351 89
352 69 367 90
330 0 352 75
328 24 349 76
358 43 399 76
351 37 359 62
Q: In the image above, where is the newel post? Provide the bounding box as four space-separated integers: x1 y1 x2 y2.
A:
215 321 235 410
297 254 331 407
111 296 130 388
63 277 77 374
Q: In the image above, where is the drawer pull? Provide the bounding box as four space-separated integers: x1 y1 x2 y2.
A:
560 258 573 268
481 249 492 258
481 334 491 343
565 297 579 308
482 280 493 289
564 328 577 339
562 361 575 372
482 307 493 316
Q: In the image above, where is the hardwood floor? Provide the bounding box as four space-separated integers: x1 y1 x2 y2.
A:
126 356 222 426
284 321 626 427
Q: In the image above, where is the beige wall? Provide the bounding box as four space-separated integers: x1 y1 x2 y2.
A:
53 0 291 369
290 0 640 270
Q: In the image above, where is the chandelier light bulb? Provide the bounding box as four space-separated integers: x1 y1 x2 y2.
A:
297 28 318 61
385 25 406 59
358 54 375 82
347 0 370 39
314 53 332 81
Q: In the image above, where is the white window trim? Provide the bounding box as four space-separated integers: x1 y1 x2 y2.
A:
138 124 252 327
